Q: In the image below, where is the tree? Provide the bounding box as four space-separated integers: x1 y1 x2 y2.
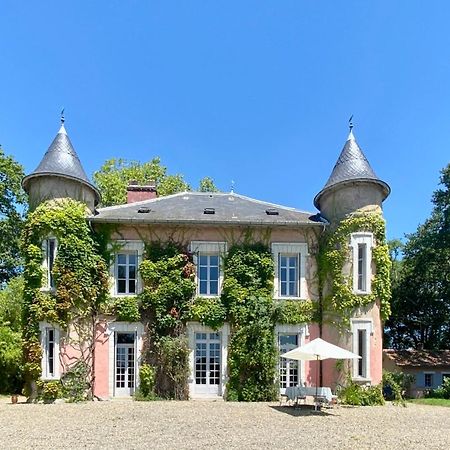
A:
0 147 26 284
93 157 191 207
199 176 219 192
0 276 24 393
385 163 450 350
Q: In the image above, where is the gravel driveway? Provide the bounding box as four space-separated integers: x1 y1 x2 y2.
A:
1 398 449 449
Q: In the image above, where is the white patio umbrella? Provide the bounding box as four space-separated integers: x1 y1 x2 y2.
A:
281 337 361 409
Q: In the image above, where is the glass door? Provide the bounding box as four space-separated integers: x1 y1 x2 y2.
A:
194 332 221 395
115 332 136 396
279 334 299 394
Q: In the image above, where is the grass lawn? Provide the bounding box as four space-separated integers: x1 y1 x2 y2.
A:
408 398 450 407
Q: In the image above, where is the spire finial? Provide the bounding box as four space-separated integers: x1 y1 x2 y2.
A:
60 108 65 125
348 114 353 131
230 180 235 194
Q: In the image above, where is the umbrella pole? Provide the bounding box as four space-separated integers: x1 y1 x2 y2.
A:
315 355 319 411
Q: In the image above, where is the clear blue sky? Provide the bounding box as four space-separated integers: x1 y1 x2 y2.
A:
1 1 449 240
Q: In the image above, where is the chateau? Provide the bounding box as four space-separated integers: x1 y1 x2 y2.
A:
21 120 390 400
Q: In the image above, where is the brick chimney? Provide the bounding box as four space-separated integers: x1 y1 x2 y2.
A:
126 180 157 204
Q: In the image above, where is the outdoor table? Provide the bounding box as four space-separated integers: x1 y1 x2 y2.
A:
285 386 333 406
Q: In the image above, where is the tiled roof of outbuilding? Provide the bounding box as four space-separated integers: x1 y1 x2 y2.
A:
90 191 326 227
383 349 450 368
314 130 390 208
22 124 100 202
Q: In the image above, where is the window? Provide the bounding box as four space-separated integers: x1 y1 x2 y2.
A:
350 233 373 294
272 243 308 299
198 254 219 295
279 255 299 297
116 252 137 295
42 238 57 289
351 320 372 380
39 322 60 379
110 241 144 296
190 242 226 297
424 373 434 388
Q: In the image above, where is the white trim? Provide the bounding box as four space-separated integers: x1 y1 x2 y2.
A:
107 321 144 397
187 321 230 398
272 243 308 299
109 240 144 296
350 233 373 294
39 321 60 380
190 241 227 297
41 237 57 292
351 319 372 381
275 324 307 391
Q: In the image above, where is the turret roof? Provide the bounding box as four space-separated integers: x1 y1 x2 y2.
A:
314 130 390 209
22 124 100 203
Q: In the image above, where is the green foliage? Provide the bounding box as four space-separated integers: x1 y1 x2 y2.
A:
319 212 391 324
198 176 219 192
93 157 190 207
0 147 26 284
137 363 156 397
426 377 450 400
61 361 91 402
153 336 190 400
382 371 414 405
187 296 226 330
222 244 278 401
338 379 385 406
274 299 316 324
139 242 195 399
21 199 110 399
386 164 450 350
0 325 23 393
37 380 61 402
113 296 141 322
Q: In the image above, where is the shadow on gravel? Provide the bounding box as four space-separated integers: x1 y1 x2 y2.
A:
269 405 339 417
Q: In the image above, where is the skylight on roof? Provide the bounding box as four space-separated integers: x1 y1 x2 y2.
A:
138 207 151 213
204 208 215 215
265 208 279 216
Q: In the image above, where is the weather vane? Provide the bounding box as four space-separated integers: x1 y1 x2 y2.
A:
349 114 354 131
61 108 65 125
231 180 235 194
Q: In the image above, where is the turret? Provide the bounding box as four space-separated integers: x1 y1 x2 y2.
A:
314 126 390 222
22 117 100 212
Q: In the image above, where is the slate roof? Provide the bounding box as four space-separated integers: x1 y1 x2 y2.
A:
22 124 100 203
90 191 325 227
314 130 390 209
383 349 450 368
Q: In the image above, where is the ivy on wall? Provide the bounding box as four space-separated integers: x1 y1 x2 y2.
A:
318 212 391 325
21 199 109 400
138 241 196 399
221 243 278 401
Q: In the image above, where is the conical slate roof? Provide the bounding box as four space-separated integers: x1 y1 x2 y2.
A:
314 130 390 209
22 124 100 202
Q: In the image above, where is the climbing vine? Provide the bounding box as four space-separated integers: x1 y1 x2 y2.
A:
221 243 278 401
21 199 109 400
138 241 196 399
318 212 391 325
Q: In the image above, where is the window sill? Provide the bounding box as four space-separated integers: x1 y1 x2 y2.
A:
40 287 56 294
275 296 304 301
351 376 372 384
113 293 138 297
353 290 372 296
40 376 61 381
197 293 221 298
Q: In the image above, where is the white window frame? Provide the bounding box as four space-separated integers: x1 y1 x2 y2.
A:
190 241 227 297
187 321 230 398
351 319 372 382
110 240 144 296
39 321 60 380
275 324 308 392
272 243 308 299
350 233 373 294
424 372 435 388
107 321 144 398
41 237 57 291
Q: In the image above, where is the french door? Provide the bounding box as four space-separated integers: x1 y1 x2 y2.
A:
279 334 299 393
115 332 136 396
194 332 221 395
